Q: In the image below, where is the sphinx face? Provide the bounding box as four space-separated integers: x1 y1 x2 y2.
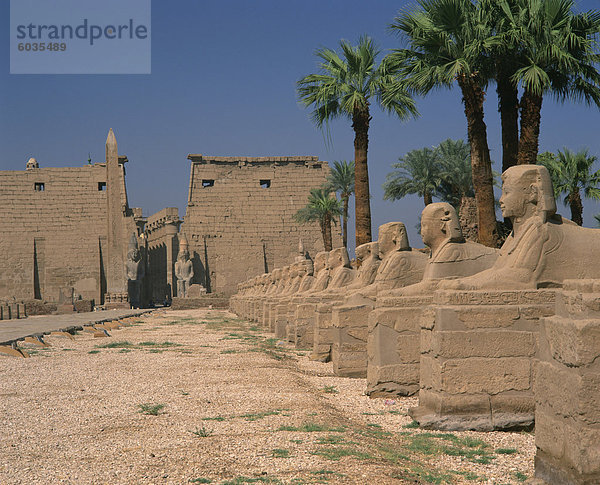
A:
499 173 531 219
355 243 370 262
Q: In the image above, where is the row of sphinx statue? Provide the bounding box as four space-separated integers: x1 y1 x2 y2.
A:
230 164 600 484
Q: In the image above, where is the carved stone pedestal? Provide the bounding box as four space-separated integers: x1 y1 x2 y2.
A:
367 295 432 397
410 289 555 431
330 300 374 378
534 280 600 485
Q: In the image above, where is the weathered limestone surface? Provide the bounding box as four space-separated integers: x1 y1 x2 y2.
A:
0 129 138 305
409 289 556 431
182 156 341 296
534 280 600 485
330 223 427 378
146 208 181 304
408 167 600 431
367 203 498 396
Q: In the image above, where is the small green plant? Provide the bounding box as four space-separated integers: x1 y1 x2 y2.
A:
202 416 226 422
221 349 238 354
239 410 282 421
271 448 290 458
88 350 100 354
189 479 212 484
95 340 133 349
190 426 212 437
289 439 303 444
138 403 165 416
320 385 338 394
514 471 528 482
495 447 518 455
278 423 345 433
403 420 419 429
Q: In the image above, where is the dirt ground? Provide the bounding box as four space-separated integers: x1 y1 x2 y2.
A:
0 310 534 484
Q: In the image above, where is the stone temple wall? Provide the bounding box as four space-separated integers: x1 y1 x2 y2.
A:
0 139 137 305
182 155 341 296
0 164 111 302
145 207 181 303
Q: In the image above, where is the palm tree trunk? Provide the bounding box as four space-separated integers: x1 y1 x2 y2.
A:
457 76 498 248
496 66 519 172
352 108 372 247
569 189 584 226
518 89 543 165
424 192 433 206
324 213 333 251
342 196 349 248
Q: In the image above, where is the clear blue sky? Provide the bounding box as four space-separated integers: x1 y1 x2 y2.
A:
2 0 600 253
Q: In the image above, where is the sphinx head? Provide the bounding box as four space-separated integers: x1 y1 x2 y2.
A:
314 251 329 273
499 165 556 223
328 247 351 270
356 241 379 263
421 202 464 249
378 222 410 258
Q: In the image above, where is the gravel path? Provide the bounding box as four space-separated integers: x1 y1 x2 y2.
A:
0 309 534 484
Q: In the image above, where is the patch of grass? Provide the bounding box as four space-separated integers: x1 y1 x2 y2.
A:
451 470 482 481
289 439 303 444
514 471 528 482
361 411 383 416
271 448 290 458
495 447 518 455
367 423 382 428
395 465 455 484
138 341 181 347
240 410 282 421
278 423 345 433
189 479 212 484
311 446 373 461
404 432 494 464
220 349 238 354
316 435 355 445
119 348 132 353
320 386 338 394
95 340 133 349
388 410 404 415
202 416 226 422
137 403 165 416
87 350 100 354
220 477 282 484
190 426 212 437
403 420 420 429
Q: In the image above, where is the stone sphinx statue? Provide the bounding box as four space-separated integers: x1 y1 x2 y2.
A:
442 164 600 290
323 247 355 291
175 234 194 298
347 222 427 302
296 258 315 292
302 251 330 294
388 203 498 296
125 233 145 308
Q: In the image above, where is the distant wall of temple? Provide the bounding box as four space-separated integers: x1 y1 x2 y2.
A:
182 155 341 296
0 154 137 304
145 207 181 303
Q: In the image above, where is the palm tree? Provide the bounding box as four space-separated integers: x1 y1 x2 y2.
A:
297 36 418 247
294 188 343 251
390 0 499 247
383 147 442 206
324 160 355 248
539 148 600 225
495 0 600 165
595 213 600 227
436 138 474 208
